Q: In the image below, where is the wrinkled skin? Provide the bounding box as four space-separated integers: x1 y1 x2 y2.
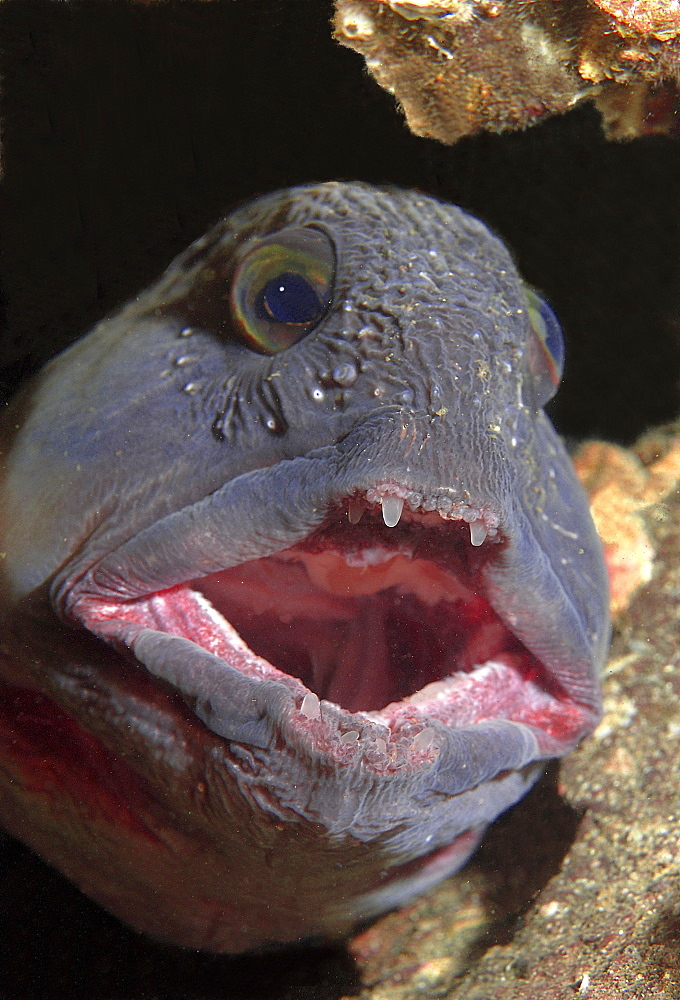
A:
0 183 610 953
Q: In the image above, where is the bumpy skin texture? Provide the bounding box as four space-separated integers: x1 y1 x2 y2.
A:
0 183 610 952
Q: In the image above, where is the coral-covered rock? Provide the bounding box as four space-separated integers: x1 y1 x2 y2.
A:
334 0 680 142
574 430 680 617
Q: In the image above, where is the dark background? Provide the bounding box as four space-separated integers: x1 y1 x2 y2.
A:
0 2 679 997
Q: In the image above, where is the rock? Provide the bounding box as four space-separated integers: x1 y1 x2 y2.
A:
335 0 680 142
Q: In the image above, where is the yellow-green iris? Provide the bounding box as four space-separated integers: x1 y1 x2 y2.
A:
524 286 565 406
230 226 335 354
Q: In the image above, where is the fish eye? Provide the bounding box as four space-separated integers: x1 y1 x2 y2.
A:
230 227 335 354
525 287 565 407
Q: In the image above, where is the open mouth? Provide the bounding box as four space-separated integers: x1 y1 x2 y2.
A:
71 486 591 773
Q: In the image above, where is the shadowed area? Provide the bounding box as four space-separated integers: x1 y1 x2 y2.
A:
0 832 360 1000
0 765 581 1000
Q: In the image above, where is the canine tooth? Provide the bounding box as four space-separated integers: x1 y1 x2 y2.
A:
469 519 487 547
300 691 321 720
347 499 364 524
381 496 404 527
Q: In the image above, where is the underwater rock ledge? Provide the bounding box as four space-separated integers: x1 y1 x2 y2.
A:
334 0 680 142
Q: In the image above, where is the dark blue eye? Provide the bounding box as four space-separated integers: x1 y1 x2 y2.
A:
257 272 325 326
525 287 565 407
231 227 335 354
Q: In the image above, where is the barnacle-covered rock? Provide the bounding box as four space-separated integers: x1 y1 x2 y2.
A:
334 0 680 142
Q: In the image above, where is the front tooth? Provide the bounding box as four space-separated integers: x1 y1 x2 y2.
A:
469 519 488 546
347 499 364 524
381 496 404 527
410 727 437 754
300 691 321 720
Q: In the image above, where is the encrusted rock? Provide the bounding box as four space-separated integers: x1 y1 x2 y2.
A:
334 0 680 142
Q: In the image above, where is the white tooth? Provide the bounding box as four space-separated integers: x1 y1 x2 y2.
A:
300 691 321 720
469 519 488 547
410 727 437 754
347 499 364 524
340 730 359 743
381 496 404 527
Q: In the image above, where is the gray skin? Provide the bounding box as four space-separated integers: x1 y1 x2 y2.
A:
0 183 610 952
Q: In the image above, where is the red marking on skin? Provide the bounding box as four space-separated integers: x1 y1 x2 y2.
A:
0 686 162 844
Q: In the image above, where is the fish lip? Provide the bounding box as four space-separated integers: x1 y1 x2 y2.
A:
59 467 599 778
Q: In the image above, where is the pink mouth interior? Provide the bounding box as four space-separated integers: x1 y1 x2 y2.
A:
190 507 543 716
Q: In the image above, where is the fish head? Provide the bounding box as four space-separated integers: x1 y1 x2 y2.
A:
0 183 609 951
